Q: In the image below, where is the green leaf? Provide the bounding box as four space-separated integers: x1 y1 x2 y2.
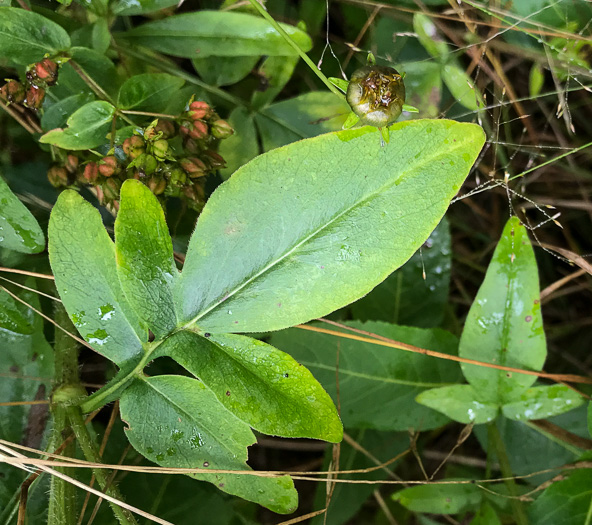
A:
117 73 185 113
392 482 482 514
119 375 298 514
40 101 115 150
416 385 499 424
176 119 485 333
111 0 179 15
0 7 71 64
470 502 502 525
218 107 259 180
120 11 312 58
269 322 462 431
501 385 584 421
413 13 451 62
529 63 545 98
66 47 120 99
255 92 351 150
329 77 349 94
115 180 178 338
156 330 342 441
192 56 259 87
40 93 95 132
48 190 146 365
589 402 592 438
400 62 442 120
442 63 484 112
91 18 110 54
0 176 45 254
459 217 546 404
251 55 299 110
0 290 34 334
528 469 592 524
342 111 360 130
350 217 451 328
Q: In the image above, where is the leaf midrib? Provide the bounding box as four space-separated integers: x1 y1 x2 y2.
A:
187 133 472 327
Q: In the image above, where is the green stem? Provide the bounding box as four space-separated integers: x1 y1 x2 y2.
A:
247 0 344 98
66 407 138 525
487 422 529 525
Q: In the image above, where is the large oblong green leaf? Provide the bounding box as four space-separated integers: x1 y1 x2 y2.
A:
119 375 298 514
156 329 342 441
48 190 146 365
175 119 485 333
120 11 312 58
0 7 71 64
459 217 546 404
111 0 179 15
40 101 115 150
0 176 45 254
115 180 178 338
117 73 185 113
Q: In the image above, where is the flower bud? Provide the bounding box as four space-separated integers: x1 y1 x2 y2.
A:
180 157 207 178
154 119 176 138
182 183 204 202
24 85 46 109
1 80 26 104
147 176 167 195
82 162 99 184
98 156 119 177
34 58 59 86
167 167 187 187
152 139 169 159
131 153 158 176
346 65 405 128
210 119 233 139
47 165 69 187
189 120 208 139
122 135 145 159
65 155 79 174
188 100 211 120
203 150 226 169
143 126 158 141
102 178 121 202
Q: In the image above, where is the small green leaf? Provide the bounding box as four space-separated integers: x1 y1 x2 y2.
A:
329 77 350 94
111 0 179 15
459 217 546 404
115 180 179 338
342 111 360 130
175 119 485 333
41 93 95 132
380 126 390 144
117 73 185 113
413 13 451 62
270 322 462 431
442 63 484 112
48 190 146 365
120 375 298 513
192 56 259 87
156 330 342 441
0 291 33 334
529 63 545 98
251 55 299 110
501 385 584 421
40 101 115 150
0 7 71 64
416 384 498 424
91 18 110 54
120 11 312 58
402 104 420 113
218 107 259 180
0 176 45 254
392 482 482 514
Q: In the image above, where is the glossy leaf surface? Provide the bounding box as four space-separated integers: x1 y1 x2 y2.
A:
251 55 300 109
392 482 482 514
156 329 342 441
120 375 298 513
115 180 178 338
0 7 71 64
459 217 546 404
270 322 462 430
40 101 115 150
118 73 185 112
0 176 45 254
501 385 584 421
192 56 259 87
416 385 498 424
350 217 451 327
176 120 485 333
48 191 146 365
218 107 259 179
120 11 312 58
41 93 95 132
111 0 179 15
0 291 34 334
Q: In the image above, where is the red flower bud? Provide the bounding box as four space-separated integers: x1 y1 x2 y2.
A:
82 162 99 184
154 119 176 138
123 135 145 159
35 59 59 86
102 178 121 202
24 85 46 109
188 100 211 120
98 156 119 177
65 155 79 174
210 119 234 139
1 80 26 104
189 120 208 140
180 157 207 178
203 150 226 169
47 165 69 187
147 176 167 195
